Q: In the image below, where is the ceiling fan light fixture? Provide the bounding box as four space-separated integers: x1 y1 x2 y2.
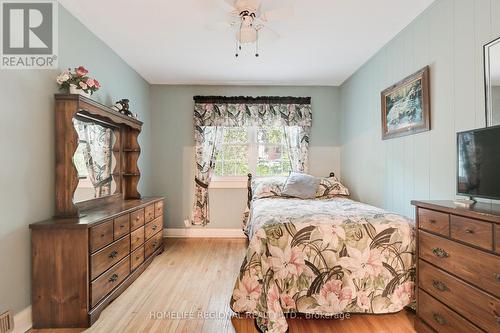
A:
219 0 291 58
236 27 257 44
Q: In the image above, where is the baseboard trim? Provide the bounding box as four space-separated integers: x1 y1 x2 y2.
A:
13 306 31 333
163 228 246 238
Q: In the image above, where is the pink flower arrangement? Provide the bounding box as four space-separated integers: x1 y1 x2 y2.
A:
75 66 88 77
56 66 100 95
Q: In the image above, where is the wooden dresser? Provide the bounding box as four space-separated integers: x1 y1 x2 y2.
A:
29 197 164 328
412 200 500 333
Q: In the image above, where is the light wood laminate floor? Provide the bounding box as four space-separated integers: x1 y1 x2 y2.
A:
31 238 415 333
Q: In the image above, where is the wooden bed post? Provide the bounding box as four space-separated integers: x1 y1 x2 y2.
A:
247 173 252 208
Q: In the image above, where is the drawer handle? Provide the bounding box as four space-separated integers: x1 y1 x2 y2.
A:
432 247 449 258
496 316 500 324
465 228 474 234
429 219 436 224
109 274 118 282
108 250 118 258
432 312 447 326
152 225 158 231
153 242 158 248
432 279 449 292
120 224 125 228
495 273 500 283
100 233 105 238
136 256 140 260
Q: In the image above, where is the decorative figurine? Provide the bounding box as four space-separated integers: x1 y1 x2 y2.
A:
112 99 135 118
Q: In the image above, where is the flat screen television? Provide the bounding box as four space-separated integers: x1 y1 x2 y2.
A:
457 125 500 200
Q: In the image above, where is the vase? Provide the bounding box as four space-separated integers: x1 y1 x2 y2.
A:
69 84 91 98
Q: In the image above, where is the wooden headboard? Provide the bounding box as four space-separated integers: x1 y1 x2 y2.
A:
246 172 335 208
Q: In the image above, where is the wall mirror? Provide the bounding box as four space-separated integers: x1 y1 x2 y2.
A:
72 116 117 203
484 37 500 126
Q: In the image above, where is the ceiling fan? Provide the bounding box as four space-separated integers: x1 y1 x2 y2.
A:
213 0 294 57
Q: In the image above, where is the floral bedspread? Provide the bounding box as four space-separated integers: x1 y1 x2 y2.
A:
230 197 415 333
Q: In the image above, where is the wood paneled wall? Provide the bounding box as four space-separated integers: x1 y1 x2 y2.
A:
340 0 500 218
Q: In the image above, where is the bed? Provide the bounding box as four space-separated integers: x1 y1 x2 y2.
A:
230 173 416 333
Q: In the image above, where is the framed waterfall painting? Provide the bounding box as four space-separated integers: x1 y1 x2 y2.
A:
381 66 430 140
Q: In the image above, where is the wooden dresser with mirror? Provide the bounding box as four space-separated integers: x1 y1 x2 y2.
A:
30 95 164 329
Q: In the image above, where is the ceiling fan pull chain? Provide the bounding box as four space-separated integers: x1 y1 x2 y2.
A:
255 29 259 57
235 21 243 58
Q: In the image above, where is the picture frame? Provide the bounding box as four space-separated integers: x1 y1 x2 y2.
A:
381 66 430 140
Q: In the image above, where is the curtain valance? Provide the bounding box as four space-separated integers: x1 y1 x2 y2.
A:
193 97 312 127
193 95 311 104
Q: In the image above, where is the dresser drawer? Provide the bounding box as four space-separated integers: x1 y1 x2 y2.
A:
145 231 162 258
418 289 482 333
419 259 500 332
145 204 155 223
91 235 130 281
131 226 144 251
131 246 144 271
91 256 130 308
415 317 436 333
113 214 130 240
418 208 449 236
145 216 163 240
495 224 500 254
450 215 493 250
130 208 145 231
419 230 500 296
154 200 164 218
90 220 113 253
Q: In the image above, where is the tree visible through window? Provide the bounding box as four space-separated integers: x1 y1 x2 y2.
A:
213 126 293 177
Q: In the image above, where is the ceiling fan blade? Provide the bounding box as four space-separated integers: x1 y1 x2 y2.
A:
206 21 237 31
254 24 281 42
260 6 294 22
217 0 237 11
240 0 262 10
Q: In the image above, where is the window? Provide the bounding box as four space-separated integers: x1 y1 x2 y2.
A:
213 126 293 179
256 126 292 176
213 127 249 177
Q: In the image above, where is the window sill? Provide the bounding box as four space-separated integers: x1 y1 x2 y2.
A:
209 179 248 189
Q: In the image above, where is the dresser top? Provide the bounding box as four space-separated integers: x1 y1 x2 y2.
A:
30 197 164 229
411 200 500 224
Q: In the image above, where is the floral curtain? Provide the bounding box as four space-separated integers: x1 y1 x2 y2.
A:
192 96 312 226
283 126 310 173
192 126 224 225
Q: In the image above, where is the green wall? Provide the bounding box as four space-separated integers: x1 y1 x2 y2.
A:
0 5 151 314
340 0 500 218
492 86 500 125
150 85 342 229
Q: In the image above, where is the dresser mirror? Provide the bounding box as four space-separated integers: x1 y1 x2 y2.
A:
72 116 117 203
484 36 500 126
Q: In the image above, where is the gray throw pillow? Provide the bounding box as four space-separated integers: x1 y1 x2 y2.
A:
282 172 320 199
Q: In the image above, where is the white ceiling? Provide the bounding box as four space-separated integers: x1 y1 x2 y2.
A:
59 0 436 86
